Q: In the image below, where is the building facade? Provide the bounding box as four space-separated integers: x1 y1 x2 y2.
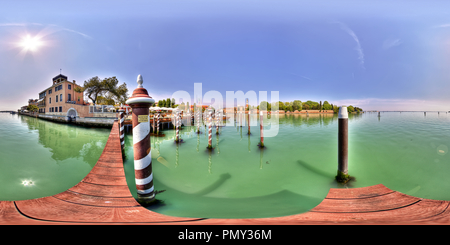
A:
38 74 88 117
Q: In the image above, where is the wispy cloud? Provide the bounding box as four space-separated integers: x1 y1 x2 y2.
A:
433 23 450 28
382 38 402 50
0 23 43 27
0 22 92 39
332 21 365 69
289 72 313 81
48 24 92 40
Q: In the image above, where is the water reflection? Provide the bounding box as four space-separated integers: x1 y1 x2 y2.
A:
0 114 110 201
278 113 338 127
24 118 108 166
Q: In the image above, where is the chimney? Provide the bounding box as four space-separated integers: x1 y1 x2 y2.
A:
73 80 76 84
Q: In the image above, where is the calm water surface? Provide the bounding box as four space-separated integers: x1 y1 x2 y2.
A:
1 112 449 219
122 112 450 218
0 113 110 201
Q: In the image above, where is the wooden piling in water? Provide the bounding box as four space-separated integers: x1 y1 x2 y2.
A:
259 111 264 148
207 110 212 149
118 106 125 151
336 106 349 183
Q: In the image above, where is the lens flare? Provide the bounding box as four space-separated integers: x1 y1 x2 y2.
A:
19 34 43 52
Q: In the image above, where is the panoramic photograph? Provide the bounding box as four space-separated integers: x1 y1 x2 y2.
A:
1 0 450 233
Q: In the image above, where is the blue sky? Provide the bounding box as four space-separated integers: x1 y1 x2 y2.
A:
1 0 450 111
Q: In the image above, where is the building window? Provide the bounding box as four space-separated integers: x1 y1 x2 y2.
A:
59 106 62 112
56 95 58 102
48 89 52 94
60 94 62 102
68 94 71 101
49 97 51 104
68 84 71 90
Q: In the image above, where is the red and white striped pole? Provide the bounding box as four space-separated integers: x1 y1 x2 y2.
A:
259 110 264 148
156 110 160 135
175 110 180 142
207 109 213 149
215 110 219 135
125 74 156 205
152 111 155 133
197 110 200 133
118 105 125 151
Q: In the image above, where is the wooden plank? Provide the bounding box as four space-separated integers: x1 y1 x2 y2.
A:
15 196 201 223
68 181 133 198
311 191 420 213
88 166 125 176
81 174 128 186
0 201 46 225
325 184 394 199
53 191 139 207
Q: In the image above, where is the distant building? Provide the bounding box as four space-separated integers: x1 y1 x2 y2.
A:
28 99 38 107
37 74 88 116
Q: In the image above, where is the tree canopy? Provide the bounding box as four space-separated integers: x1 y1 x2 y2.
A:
255 99 363 113
74 76 128 105
27 104 39 112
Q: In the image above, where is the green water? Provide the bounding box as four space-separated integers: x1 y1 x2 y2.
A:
1 112 449 219
0 114 110 201
122 112 450 219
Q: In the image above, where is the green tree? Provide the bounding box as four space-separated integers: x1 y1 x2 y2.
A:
96 95 115 105
259 101 271 111
27 104 39 112
74 76 128 105
277 101 286 111
323 101 332 110
293 100 302 111
347 105 355 113
332 104 339 113
303 100 319 110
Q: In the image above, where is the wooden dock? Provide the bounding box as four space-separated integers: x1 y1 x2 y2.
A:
2 121 450 225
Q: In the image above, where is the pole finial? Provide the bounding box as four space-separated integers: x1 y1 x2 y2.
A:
137 74 143 88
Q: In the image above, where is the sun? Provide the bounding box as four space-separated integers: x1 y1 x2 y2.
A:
19 34 43 52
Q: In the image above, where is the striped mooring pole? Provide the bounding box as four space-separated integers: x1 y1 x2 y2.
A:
259 110 264 148
175 110 180 143
207 109 213 149
152 111 155 133
125 74 156 205
118 105 125 151
336 106 350 183
215 110 220 135
196 110 200 133
156 110 160 135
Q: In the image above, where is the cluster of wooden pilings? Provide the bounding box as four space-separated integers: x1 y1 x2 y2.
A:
122 75 357 205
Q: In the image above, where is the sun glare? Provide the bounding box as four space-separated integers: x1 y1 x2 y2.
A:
19 34 43 52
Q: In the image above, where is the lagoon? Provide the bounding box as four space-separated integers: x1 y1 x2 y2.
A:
0 113 110 201
1 112 449 219
123 111 450 219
